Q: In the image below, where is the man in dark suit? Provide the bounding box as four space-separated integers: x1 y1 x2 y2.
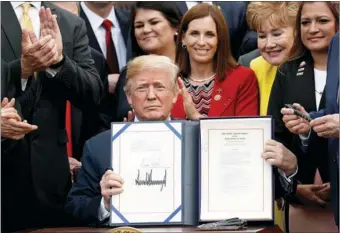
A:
80 2 131 124
175 1 257 59
53 1 111 160
282 32 339 226
1 2 103 231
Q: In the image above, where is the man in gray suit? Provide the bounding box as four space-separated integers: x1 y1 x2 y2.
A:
1 2 103 231
237 49 261 68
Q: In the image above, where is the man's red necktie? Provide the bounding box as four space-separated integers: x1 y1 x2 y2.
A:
102 19 120 74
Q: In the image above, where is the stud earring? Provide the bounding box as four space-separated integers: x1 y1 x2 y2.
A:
182 44 187 49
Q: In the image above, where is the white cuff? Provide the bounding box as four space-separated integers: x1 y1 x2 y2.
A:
278 166 298 183
46 67 62 77
299 129 311 147
98 197 110 221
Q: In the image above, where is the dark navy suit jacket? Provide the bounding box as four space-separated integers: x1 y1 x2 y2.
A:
79 5 132 125
66 130 112 226
309 32 339 226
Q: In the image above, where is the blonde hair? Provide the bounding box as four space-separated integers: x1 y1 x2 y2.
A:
124 55 179 93
247 2 300 31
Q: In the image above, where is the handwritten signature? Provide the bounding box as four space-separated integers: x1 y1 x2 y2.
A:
135 169 167 191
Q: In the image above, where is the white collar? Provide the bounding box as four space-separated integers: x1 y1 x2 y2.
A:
80 2 120 32
11 1 41 10
134 116 171 122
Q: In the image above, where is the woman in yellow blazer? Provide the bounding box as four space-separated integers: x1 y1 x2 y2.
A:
247 2 299 116
245 2 300 231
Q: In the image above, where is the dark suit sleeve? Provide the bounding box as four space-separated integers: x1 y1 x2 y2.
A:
44 19 103 110
235 68 259 116
65 141 104 226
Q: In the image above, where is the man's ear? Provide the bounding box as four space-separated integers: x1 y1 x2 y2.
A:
172 86 179 104
125 89 133 106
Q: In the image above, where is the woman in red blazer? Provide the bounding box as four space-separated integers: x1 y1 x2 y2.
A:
171 3 259 120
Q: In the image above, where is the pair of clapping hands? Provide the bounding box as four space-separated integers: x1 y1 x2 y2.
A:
21 7 63 79
281 103 339 138
1 98 37 140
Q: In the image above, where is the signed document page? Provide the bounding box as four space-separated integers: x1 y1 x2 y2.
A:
111 122 182 224
200 117 273 221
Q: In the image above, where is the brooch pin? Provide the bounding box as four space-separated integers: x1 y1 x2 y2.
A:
214 88 222 101
297 61 306 76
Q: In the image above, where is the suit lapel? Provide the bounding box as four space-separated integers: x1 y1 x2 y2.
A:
1 1 22 59
295 58 317 111
79 4 102 54
115 8 129 46
208 79 233 116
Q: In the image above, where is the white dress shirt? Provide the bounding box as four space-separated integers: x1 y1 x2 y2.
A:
80 2 127 70
314 69 327 111
11 1 61 90
11 2 41 39
299 69 327 146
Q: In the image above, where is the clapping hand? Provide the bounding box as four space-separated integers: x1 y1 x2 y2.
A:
1 98 38 140
123 110 135 122
177 77 201 121
40 7 63 63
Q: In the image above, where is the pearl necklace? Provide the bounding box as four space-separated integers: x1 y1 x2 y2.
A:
188 73 216 83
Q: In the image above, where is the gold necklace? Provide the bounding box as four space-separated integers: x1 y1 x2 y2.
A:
188 73 216 83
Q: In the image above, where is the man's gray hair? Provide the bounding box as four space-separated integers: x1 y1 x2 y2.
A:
124 55 179 93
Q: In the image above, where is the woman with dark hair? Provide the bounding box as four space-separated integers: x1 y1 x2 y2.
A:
115 2 181 121
171 3 259 120
267 2 339 232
